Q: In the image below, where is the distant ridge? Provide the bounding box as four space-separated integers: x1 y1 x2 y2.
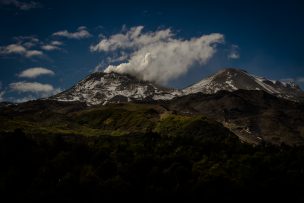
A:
183 68 304 102
49 68 304 105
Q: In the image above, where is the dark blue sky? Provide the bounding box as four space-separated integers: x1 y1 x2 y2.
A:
0 0 304 102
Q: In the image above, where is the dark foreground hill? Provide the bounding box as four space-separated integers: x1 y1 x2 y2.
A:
1 100 304 201
1 125 304 202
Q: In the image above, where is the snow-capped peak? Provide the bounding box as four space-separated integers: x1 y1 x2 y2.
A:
51 72 181 105
50 68 303 105
183 68 303 101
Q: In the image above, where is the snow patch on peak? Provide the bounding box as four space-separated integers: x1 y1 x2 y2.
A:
50 68 304 105
51 72 181 105
183 68 304 102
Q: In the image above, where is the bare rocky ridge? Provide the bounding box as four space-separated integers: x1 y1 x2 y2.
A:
50 72 181 106
183 68 304 102
50 68 304 106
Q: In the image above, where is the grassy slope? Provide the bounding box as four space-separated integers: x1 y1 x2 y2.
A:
0 103 231 138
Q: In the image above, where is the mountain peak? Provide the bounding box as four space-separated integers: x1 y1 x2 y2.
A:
51 71 181 105
50 68 304 106
183 68 304 101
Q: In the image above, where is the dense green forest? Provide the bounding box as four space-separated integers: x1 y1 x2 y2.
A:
1 102 304 201
1 126 304 202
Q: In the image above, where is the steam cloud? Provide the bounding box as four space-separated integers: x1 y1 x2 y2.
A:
91 26 224 84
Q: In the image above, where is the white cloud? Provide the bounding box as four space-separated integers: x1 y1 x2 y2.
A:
24 50 43 57
10 87 61 103
13 86 62 103
53 26 92 39
77 26 87 30
0 44 26 54
50 41 63 46
14 36 39 46
104 51 129 64
41 40 63 51
0 43 43 58
90 26 172 52
228 44 240 59
23 41 36 48
228 52 240 59
92 26 224 84
41 44 60 51
13 35 42 49
0 0 41 10
9 81 62 100
9 81 55 93
1 36 63 59
18 67 55 78
108 53 129 63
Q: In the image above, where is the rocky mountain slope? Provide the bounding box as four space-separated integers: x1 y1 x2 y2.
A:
165 90 304 145
50 68 304 105
183 68 304 102
51 72 181 106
